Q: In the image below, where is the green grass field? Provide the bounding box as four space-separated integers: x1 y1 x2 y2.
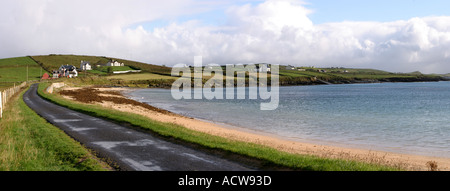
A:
31 55 111 72
31 54 173 76
107 73 179 81
0 57 44 90
99 66 136 73
27 54 446 88
0 86 110 171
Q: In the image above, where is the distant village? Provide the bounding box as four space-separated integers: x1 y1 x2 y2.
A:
284 65 349 73
43 59 140 79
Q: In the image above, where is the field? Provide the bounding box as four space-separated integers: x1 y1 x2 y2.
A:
278 67 444 85
18 54 448 88
0 57 44 90
107 73 178 81
31 55 111 72
31 54 172 76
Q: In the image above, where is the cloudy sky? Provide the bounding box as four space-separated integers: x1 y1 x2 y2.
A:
1 0 450 73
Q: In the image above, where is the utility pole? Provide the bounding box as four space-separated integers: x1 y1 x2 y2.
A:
27 64 29 82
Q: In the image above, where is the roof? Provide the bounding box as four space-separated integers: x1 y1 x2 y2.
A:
60 65 76 71
41 73 50 80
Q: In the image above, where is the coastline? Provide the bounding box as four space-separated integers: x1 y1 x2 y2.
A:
61 86 450 171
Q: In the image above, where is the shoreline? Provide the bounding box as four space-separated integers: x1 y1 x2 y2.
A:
61 86 450 171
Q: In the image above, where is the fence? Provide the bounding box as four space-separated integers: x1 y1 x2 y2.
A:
0 82 27 119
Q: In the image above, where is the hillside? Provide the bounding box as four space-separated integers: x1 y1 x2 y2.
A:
30 54 172 76
0 57 44 90
277 67 445 86
1 54 447 89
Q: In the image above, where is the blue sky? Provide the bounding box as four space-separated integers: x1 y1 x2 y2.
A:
304 0 450 24
134 0 450 32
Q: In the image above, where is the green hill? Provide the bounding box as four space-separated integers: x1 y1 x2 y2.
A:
1 54 447 89
278 67 445 86
30 54 172 76
0 57 44 90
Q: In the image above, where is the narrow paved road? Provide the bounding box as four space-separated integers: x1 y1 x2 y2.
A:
23 84 253 171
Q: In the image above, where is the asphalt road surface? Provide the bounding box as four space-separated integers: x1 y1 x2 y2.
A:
23 84 253 171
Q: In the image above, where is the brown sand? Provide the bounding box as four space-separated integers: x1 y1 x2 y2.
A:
59 86 450 171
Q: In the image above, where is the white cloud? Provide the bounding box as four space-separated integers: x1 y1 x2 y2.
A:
1 0 450 73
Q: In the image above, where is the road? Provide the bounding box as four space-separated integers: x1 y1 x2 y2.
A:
23 84 253 171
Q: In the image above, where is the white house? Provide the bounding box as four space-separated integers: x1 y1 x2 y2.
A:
80 61 92 71
57 65 78 78
255 64 271 73
106 60 125 67
285 65 295 70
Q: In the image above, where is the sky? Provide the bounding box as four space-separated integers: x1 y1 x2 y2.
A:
1 0 450 74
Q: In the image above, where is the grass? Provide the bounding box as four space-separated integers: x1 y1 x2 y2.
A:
30 54 172 76
99 66 137 73
37 82 401 171
278 67 444 85
27 54 446 88
0 85 110 171
0 57 44 90
107 73 179 81
31 55 111 72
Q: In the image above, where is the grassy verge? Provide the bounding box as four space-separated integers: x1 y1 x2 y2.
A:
0 85 110 171
38 83 400 171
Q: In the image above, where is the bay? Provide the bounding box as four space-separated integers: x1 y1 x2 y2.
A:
126 81 450 158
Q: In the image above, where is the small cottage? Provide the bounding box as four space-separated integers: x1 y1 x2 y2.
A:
80 61 92 71
58 65 78 78
255 64 271 73
106 60 125 67
285 65 295 70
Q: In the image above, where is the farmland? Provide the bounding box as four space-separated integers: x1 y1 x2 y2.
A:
0 57 44 90
107 73 178 81
14 54 449 88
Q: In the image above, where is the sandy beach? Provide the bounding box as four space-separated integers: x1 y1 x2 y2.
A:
59 86 450 171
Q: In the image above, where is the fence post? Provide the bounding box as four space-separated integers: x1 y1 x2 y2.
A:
0 91 3 119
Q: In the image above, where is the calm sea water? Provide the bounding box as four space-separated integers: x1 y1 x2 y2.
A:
126 81 450 158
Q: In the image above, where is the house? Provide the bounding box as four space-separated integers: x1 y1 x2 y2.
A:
80 61 92 71
255 64 271 73
41 73 50 80
106 60 125 67
52 70 60 79
58 65 78 78
285 65 295 70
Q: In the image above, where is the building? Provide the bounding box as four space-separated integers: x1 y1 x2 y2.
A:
57 65 78 78
285 65 295 70
106 60 125 67
255 64 271 73
80 61 92 71
41 73 50 80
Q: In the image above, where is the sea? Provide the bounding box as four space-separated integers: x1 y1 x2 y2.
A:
125 81 450 158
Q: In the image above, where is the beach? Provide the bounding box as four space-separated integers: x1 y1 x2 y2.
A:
59 86 450 171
